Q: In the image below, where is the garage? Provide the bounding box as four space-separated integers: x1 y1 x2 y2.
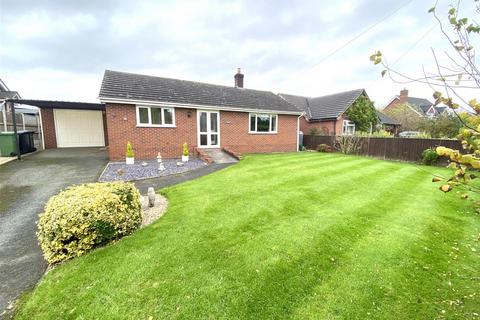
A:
4 99 107 150
54 109 105 147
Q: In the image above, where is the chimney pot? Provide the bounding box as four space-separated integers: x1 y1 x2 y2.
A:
234 68 244 88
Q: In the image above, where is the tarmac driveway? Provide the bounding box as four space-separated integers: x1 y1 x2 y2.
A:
0 148 108 313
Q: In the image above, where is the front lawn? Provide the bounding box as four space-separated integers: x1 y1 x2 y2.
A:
16 153 479 319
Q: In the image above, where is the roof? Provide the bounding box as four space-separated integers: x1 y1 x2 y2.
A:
99 70 301 114
7 99 105 110
407 97 433 109
376 110 400 125
435 106 447 114
279 89 366 120
0 91 20 100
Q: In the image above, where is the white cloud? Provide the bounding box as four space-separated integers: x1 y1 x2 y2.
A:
0 0 477 109
5 11 98 39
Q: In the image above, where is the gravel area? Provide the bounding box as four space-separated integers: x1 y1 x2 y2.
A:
140 194 168 227
99 158 207 182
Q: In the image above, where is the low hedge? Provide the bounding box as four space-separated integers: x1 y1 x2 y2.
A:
38 182 142 264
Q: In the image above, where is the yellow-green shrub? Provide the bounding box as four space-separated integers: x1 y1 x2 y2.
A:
38 182 142 264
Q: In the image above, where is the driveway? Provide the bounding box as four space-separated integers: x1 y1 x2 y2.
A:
0 148 108 314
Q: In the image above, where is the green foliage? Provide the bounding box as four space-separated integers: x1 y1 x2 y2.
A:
316 143 332 152
126 142 134 158
37 182 142 264
309 127 320 135
355 130 393 138
415 132 432 139
422 148 439 165
183 142 189 156
345 96 379 132
419 114 462 138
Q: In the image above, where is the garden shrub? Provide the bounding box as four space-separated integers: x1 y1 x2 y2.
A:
316 143 332 152
356 130 393 138
422 148 439 165
38 182 142 264
334 136 364 154
126 142 134 157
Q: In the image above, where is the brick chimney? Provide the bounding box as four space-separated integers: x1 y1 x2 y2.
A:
399 88 408 103
234 68 244 88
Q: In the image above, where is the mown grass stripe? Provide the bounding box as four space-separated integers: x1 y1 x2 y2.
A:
15 153 478 320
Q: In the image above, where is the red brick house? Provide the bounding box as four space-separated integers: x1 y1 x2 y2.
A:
33 69 303 161
384 89 447 118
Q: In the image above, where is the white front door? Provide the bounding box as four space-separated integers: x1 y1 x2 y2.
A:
197 110 220 148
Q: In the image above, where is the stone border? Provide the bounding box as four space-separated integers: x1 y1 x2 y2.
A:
140 194 168 227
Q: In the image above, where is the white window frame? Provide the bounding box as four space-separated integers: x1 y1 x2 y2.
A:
249 113 278 134
342 120 355 136
136 105 176 127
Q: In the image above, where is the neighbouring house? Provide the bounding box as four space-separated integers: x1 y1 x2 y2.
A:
20 69 302 160
384 88 447 118
279 89 400 136
376 110 401 135
0 78 43 148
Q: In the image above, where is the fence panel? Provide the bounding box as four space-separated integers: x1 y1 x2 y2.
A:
303 135 463 162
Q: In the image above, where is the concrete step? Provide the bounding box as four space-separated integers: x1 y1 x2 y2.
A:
202 148 238 164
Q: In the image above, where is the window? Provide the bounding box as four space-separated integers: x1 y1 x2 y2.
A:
249 113 277 133
136 105 175 126
342 120 355 135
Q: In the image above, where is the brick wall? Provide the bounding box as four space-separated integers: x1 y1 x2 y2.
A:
299 116 346 136
383 98 400 112
40 108 57 148
106 104 197 160
220 111 298 154
105 103 299 160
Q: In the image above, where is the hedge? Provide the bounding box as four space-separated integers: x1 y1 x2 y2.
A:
38 182 142 264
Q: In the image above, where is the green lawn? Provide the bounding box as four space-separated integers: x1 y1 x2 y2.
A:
16 153 479 319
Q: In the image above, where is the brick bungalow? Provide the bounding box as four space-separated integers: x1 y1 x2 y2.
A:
29 69 303 160
279 89 400 136
279 89 364 135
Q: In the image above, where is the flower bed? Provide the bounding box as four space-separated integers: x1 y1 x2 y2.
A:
99 158 207 182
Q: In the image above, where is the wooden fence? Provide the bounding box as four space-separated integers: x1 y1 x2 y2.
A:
303 135 463 162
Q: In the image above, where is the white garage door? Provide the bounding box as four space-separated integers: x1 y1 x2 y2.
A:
54 109 105 147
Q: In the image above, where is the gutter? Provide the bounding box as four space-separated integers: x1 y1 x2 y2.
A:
297 112 305 151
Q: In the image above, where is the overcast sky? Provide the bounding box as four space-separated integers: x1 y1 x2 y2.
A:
0 0 477 107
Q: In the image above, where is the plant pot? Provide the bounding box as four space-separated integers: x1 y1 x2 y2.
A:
126 157 135 165
182 155 189 162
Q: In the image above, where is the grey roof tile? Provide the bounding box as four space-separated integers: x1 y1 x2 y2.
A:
376 110 400 125
280 89 365 120
0 91 20 99
407 97 433 109
99 70 301 113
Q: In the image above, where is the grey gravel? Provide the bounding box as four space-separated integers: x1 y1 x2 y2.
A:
99 158 207 182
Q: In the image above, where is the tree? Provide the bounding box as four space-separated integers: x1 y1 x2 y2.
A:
370 1 480 208
345 96 379 132
419 113 462 138
383 103 426 131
